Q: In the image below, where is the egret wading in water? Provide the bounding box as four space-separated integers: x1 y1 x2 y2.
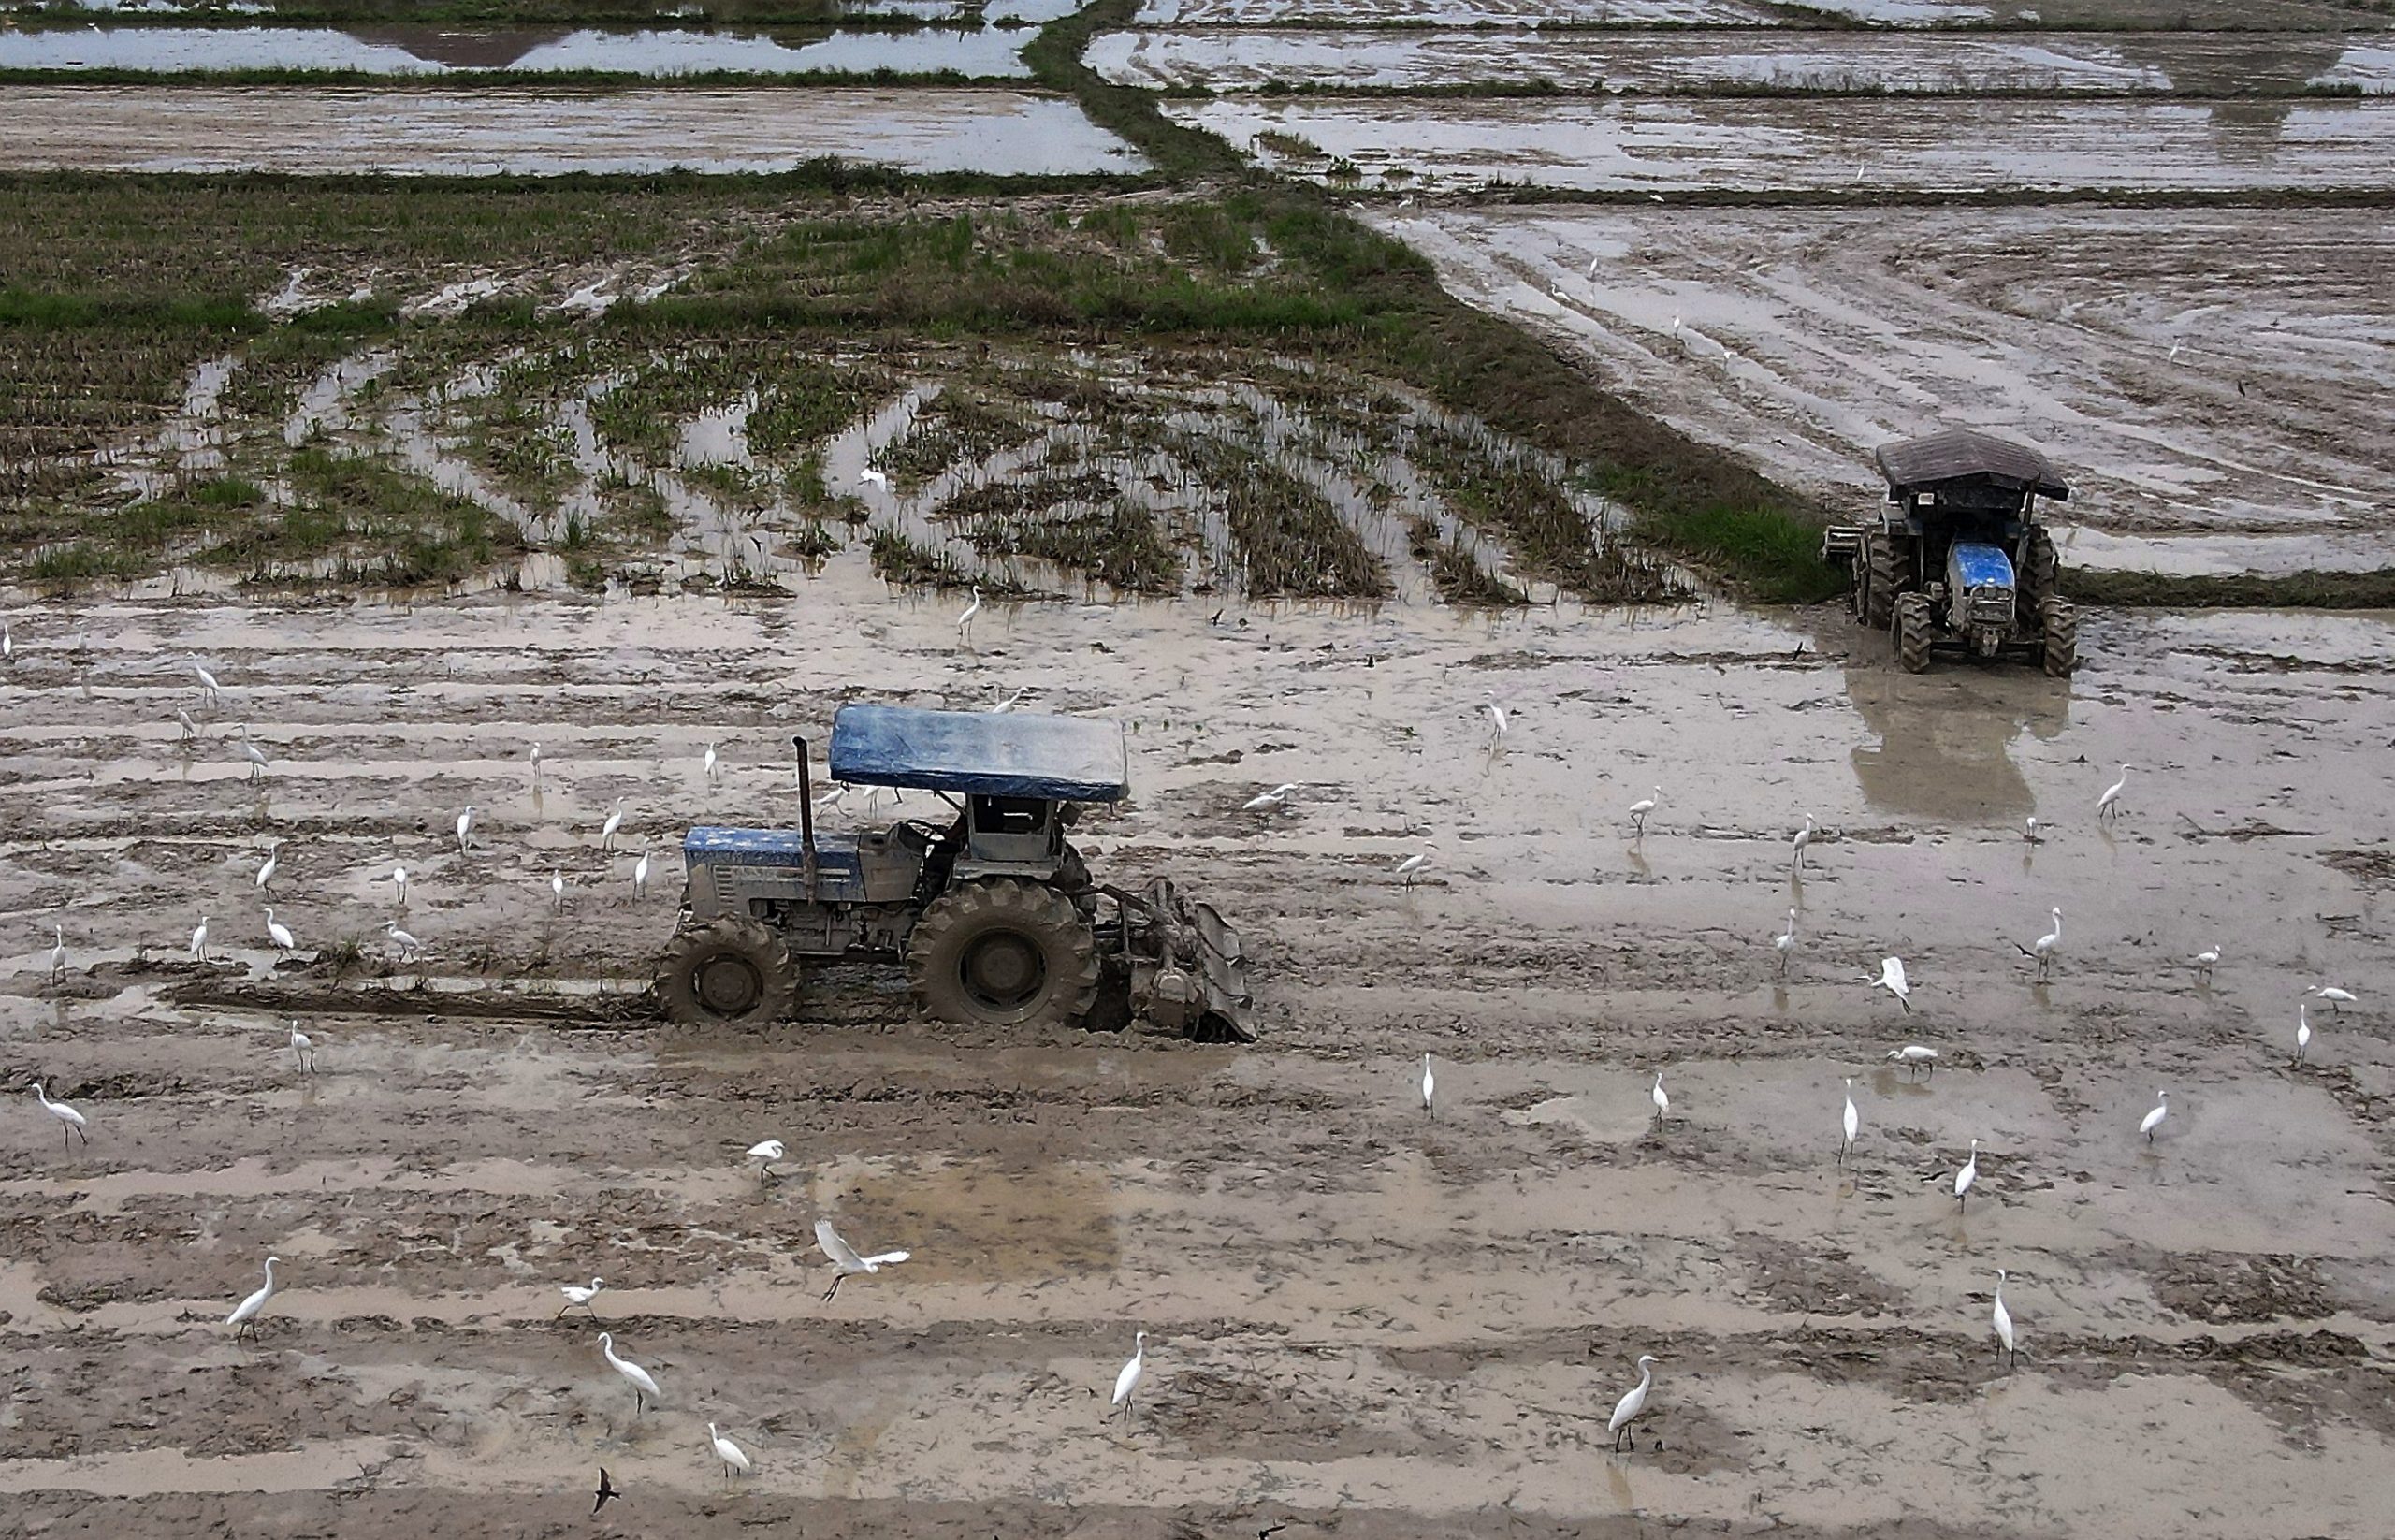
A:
1870 957 1912 1013
1993 1269 2017 1369
2024 815 2042 844
704 743 720 785
529 742 544 785
177 708 199 745
1420 1053 1435 1118
385 923 421 964
598 1332 660 1415
1774 908 1796 977
1241 782 1299 817
192 661 222 705
747 1139 784 1183
2141 1090 2169 1143
288 1021 316 1073
264 907 296 954
2018 907 2061 981
1607 1355 1659 1452
48 925 66 986
2295 1003 2313 1065
957 586 982 647
708 1423 753 1480
254 842 280 893
1396 840 1435 891
2305 985 2357 1015
1792 814 1816 870
558 1277 604 1319
1954 1138 1981 1207
236 727 269 781
815 1218 910 1301
32 1083 89 1148
391 864 409 908
1888 1043 1938 1078
1649 1070 1670 1124
455 805 477 856
2097 763 2132 820
226 1256 280 1341
1840 1078 1859 1165
1628 785 1660 836
601 798 625 850
1110 1331 1147 1423
1478 691 1508 746
189 915 210 963
2192 943 2219 982
552 870 567 912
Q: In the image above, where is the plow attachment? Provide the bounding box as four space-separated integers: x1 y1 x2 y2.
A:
1097 878 1257 1043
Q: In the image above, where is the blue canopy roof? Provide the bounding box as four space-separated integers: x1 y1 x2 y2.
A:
829 705 1129 802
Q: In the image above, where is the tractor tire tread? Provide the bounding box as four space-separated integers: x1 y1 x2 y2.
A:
1894 592 1933 675
656 917 799 1031
2041 594 2079 677
907 877 1099 1031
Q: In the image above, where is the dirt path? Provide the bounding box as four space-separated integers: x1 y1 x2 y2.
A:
3 579 2393 1535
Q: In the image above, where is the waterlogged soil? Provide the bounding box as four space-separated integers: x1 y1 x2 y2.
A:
1374 204 2395 574
3 578 2394 1536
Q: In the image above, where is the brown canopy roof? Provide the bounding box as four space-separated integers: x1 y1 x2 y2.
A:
1873 429 2070 501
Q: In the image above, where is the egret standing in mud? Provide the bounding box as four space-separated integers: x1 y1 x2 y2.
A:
235 727 269 781
957 586 981 648
601 798 625 850
177 708 200 744
2305 985 2357 1014
455 805 476 855
1607 1355 1659 1452
385 923 421 964
32 1083 89 1148
1888 1043 1938 1077
1242 783 1299 819
288 1020 317 1073
529 742 544 786
1110 1331 1147 1423
189 915 210 964
254 841 280 894
1954 1138 1981 1207
226 1256 279 1342
192 661 222 705
2295 1003 2313 1064
1478 690 1508 746
1396 840 1434 891
632 841 653 897
2141 1091 2169 1143
747 1139 784 1183
391 863 408 908
704 743 720 785
2024 815 2042 844
1993 1270 2017 1369
1774 908 1796 977
1628 785 1660 836
708 1423 754 1481
264 907 296 954
1791 814 1815 870
1420 1053 1435 1118
2097 763 2132 820
2192 942 2219 982
1840 1078 1859 1164
598 1332 660 1415
558 1277 604 1319
1649 1070 1669 1124
2019 907 2061 981
48 925 67 987
552 869 567 912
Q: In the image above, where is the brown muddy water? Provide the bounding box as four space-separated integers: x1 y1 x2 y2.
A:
2 577 2393 1536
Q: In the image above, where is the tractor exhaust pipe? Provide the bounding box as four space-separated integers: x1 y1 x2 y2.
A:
792 735 817 890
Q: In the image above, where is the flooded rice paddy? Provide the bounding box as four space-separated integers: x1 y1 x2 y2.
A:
0 85 1147 174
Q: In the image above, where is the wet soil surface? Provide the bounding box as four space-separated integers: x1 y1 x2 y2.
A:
3 582 2394 1535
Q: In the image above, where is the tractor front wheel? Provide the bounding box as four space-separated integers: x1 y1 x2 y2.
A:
2040 595 2079 677
1894 592 1934 674
907 878 1099 1030
1863 527 1902 632
657 918 799 1029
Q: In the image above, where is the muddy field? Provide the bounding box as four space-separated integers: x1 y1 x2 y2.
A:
4 575 2394 1535
1373 204 2395 574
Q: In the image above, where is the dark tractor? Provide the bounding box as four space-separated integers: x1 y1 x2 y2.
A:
1822 429 2078 676
655 704 1255 1042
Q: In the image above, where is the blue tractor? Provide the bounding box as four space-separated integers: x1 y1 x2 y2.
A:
1822 429 2078 676
655 705 1256 1041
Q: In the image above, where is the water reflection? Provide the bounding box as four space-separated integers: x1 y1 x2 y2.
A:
1836 632 2071 822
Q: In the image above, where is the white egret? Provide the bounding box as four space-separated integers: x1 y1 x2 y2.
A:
177 707 199 744
632 841 653 896
192 661 222 705
1628 785 1660 835
2140 1090 2168 1143
1395 840 1435 890
2305 985 2357 1014
2023 815 2041 844
226 1256 280 1341
455 805 477 855
288 1021 316 1073
747 1138 785 1183
2292 1001 2313 1065
1478 690 1508 744
1110 1330 1147 1422
1887 1043 1937 1077
1870 956 1912 1012
2018 907 2061 981
2192 942 2218 981
1420 1053 1435 1118
1 619 9 660
813 783 849 815
2097 763 2131 820
1773 908 1796 977
815 1217 911 1301
558 1277 604 1319
601 798 625 850
1840 1078 1859 1165
1241 782 1299 815
1954 1138 1980 1206
551 869 567 912
1649 1070 1669 1124
957 585 982 646
391 864 408 908
235 727 269 781
49 925 66 986
704 743 720 785
1993 1269 2016 1369
988 686 1030 713
708 1423 754 1479
597 1332 660 1415
385 923 421 963
31 1082 89 1148
858 466 889 488
264 907 296 954
189 915 210 963
1791 813 1815 869
1606 1355 1659 1452
254 842 281 893
529 742 544 784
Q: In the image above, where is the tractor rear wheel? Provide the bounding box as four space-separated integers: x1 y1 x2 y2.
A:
657 918 798 1029
2022 527 2059 609
1863 527 1901 631
2040 595 2079 677
1894 592 1934 674
907 878 1099 1030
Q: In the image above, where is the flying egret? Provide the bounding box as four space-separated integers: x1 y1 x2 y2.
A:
189 915 210 963
1954 1138 1980 1207
708 1423 754 1480
1888 1043 1937 1077
597 1332 660 1415
254 842 280 893
235 728 269 781
455 805 477 855
558 1277 604 1319
2192 942 2219 981
1791 814 1816 869
288 1021 316 1073
2140 1090 2168 1143
601 798 625 850
1420 1053 1435 1118
385 922 421 964
264 907 295 954
529 742 544 784
1870 956 1912 1013
1478 691 1509 744
193 661 222 705
391 864 408 908
1396 840 1435 890
1649 1070 1669 1124
704 743 720 785
551 870 567 912
2097 763 2131 820
632 841 652 897
858 466 888 488
48 925 66 986
1993 1269 2017 1369
31 1082 89 1148
2295 1003 2312 1064
957 586 982 647
1840 1078 1859 1165
747 1139 785 1183
1110 1330 1147 1422
2018 907 2061 981
1606 1355 1659 1452
226 1256 280 1341
1241 782 1300 815
1774 908 1796 977
1628 785 1660 835
2305 985 2357 1014
815 1217 911 1301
